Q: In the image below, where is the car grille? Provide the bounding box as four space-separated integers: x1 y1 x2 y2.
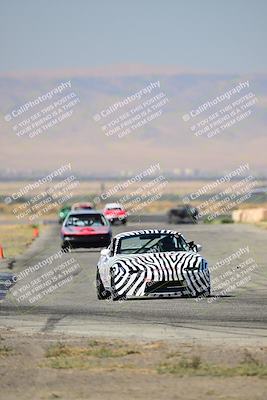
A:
65 234 110 242
145 280 186 294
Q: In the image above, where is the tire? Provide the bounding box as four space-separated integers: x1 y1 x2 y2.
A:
169 214 176 224
61 242 71 252
112 290 126 301
194 288 210 298
96 269 111 300
122 218 127 225
110 271 126 301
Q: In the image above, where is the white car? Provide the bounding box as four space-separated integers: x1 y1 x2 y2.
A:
96 229 210 301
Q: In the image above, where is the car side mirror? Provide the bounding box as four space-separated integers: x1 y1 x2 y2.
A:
100 248 110 257
188 241 202 252
195 244 202 252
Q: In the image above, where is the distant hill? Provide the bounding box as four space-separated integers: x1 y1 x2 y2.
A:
0 66 266 175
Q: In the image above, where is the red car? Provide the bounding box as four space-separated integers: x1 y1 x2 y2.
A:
61 210 112 250
103 203 127 225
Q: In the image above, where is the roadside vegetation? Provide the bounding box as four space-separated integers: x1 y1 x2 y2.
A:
0 344 13 357
44 340 140 370
1 330 266 399
0 224 43 258
157 353 267 377
42 339 267 378
1 179 267 218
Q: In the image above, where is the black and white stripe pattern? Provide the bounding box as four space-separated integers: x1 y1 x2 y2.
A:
110 252 210 298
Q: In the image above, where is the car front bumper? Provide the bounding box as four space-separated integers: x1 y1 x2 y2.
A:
63 233 111 248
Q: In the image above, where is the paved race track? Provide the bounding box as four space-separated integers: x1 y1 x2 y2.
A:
1 222 266 344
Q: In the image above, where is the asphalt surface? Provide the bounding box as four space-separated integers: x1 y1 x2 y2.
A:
1 222 266 344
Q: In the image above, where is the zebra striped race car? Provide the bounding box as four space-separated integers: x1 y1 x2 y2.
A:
96 229 210 300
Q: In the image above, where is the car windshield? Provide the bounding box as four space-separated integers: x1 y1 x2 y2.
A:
117 233 189 254
66 214 108 227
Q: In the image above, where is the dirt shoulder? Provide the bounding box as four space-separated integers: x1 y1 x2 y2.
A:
0 328 266 400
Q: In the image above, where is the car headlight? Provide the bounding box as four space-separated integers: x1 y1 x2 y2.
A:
200 259 208 271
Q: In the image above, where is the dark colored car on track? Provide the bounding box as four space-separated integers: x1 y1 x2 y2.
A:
61 210 112 250
167 204 199 224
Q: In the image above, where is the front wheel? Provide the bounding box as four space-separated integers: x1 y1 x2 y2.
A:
168 214 176 224
194 289 211 298
96 269 111 300
110 271 126 301
61 242 71 252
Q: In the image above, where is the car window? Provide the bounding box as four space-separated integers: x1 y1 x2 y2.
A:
66 214 108 227
116 234 189 254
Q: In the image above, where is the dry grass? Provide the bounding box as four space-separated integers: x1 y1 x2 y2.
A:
44 340 140 370
157 356 267 377
0 182 180 217
0 224 43 258
157 348 267 377
43 340 267 377
0 345 13 357
0 179 266 217
1 330 267 400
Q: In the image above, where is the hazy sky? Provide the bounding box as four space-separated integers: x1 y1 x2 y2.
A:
0 0 267 73
1 0 266 176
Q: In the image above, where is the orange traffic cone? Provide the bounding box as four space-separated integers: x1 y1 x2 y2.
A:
33 227 39 238
0 244 4 259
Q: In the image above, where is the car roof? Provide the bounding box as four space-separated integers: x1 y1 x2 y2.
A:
68 210 104 216
114 229 181 240
104 203 122 208
72 202 93 207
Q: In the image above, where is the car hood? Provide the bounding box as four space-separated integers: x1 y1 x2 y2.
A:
62 226 110 235
104 209 126 216
110 251 204 270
